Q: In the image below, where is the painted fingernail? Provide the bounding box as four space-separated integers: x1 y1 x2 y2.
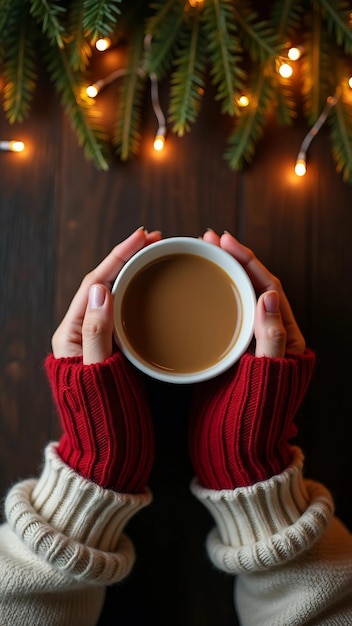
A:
264 291 279 314
89 284 105 308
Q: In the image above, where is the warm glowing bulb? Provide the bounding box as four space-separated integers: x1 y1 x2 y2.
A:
288 47 302 61
279 63 293 78
86 84 99 98
9 140 25 152
237 94 249 107
295 159 306 177
95 37 111 52
0 140 25 152
349 76 352 89
189 0 204 5
154 135 165 151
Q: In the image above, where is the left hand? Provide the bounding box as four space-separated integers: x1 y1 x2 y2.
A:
52 228 162 364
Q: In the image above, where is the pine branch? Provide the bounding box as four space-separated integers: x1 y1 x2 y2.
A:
330 93 352 182
83 0 122 41
203 0 245 115
301 8 333 125
0 0 17 65
0 0 13 41
28 0 66 48
113 27 146 160
66 0 92 71
2 3 38 123
328 56 352 182
225 67 275 170
317 0 352 54
168 8 207 136
144 0 186 78
270 0 305 38
274 72 297 125
233 0 281 63
268 0 302 127
46 44 109 170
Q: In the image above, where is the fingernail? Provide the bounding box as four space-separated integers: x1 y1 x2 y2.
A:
223 230 233 235
206 227 215 232
264 291 279 314
89 284 106 308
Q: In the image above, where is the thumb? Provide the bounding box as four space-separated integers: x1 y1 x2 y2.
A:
82 284 115 364
255 290 287 358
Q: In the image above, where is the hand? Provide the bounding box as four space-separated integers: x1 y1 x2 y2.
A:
52 228 162 364
189 231 314 490
202 230 305 357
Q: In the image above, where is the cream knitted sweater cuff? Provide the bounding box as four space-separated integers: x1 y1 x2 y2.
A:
5 443 152 585
190 447 335 574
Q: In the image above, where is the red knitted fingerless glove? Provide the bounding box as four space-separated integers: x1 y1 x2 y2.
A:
189 349 316 489
45 351 155 493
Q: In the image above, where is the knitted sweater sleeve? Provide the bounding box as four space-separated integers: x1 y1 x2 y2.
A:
0 443 152 626
191 449 352 625
189 351 352 624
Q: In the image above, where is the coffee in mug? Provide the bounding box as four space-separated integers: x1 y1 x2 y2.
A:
120 253 242 374
112 237 256 384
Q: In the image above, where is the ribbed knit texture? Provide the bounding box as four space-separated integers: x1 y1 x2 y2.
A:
191 449 352 624
189 349 316 489
2 443 152 626
45 351 155 493
190 447 335 573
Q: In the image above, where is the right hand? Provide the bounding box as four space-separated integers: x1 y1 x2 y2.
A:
202 230 306 357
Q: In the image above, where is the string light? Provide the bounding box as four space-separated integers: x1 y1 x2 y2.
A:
86 81 104 98
288 46 303 61
349 76 352 89
279 62 293 78
95 37 111 52
294 159 307 177
86 70 128 98
85 33 167 153
144 34 167 152
295 92 340 177
236 94 250 107
188 0 204 6
153 127 166 151
0 140 25 152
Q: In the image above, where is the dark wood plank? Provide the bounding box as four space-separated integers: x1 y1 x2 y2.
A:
241 115 352 529
1 57 351 626
0 81 60 493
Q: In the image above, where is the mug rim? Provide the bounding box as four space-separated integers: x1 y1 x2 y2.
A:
112 237 256 384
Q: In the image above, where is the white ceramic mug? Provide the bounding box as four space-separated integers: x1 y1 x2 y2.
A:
112 237 256 384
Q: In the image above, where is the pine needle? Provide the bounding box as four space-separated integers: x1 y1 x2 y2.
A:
270 0 305 38
29 0 66 48
225 66 275 170
113 27 146 160
144 0 186 78
168 8 207 136
301 8 333 125
317 0 352 55
83 0 122 41
233 0 281 63
66 0 93 71
203 0 245 116
2 4 38 123
46 44 109 170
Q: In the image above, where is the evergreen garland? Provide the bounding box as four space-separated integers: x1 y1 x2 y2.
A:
0 0 351 182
